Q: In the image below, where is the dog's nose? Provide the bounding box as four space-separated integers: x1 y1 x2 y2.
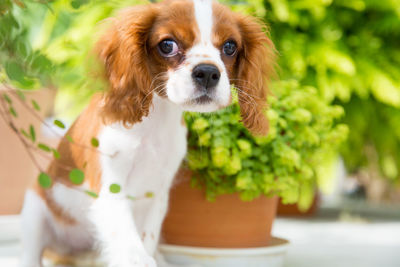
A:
192 64 220 89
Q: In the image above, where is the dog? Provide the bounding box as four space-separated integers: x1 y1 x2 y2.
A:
20 0 275 266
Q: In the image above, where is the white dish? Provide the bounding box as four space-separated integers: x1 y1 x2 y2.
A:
0 215 20 243
159 237 289 267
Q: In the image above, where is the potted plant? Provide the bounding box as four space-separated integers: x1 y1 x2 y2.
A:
263 0 400 203
160 80 347 265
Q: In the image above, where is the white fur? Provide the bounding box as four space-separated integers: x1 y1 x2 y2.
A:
51 183 93 221
166 0 231 112
21 96 187 267
20 189 94 267
91 95 186 266
194 0 213 43
20 191 50 267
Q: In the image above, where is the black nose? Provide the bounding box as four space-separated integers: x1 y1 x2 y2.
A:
192 64 221 89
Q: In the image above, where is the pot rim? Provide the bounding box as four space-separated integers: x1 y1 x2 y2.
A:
159 237 289 256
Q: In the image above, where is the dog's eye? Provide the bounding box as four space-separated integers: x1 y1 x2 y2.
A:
158 39 179 57
222 40 237 56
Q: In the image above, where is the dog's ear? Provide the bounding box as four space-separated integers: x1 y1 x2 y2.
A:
235 15 276 136
97 5 158 125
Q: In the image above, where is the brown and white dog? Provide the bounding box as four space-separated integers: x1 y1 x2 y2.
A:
20 0 275 266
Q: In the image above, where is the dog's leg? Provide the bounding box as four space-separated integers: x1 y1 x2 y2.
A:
141 191 169 255
20 190 52 267
90 192 156 267
89 143 156 267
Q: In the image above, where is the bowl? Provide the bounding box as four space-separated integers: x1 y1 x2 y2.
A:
159 237 289 267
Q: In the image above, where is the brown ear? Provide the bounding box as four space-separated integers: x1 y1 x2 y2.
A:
235 15 276 136
97 5 158 126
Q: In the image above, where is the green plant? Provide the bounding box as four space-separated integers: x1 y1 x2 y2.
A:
0 0 54 89
341 97 400 185
224 0 400 194
264 0 400 194
185 80 348 209
1 0 146 119
31 0 145 118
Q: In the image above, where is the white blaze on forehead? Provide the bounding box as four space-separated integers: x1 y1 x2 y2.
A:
165 0 231 111
193 0 213 43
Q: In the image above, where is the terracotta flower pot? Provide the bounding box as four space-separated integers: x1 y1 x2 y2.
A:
162 168 278 248
277 195 319 217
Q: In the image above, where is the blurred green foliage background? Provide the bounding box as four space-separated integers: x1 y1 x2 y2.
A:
1 0 400 202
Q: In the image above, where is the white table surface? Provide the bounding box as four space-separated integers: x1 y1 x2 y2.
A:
272 216 400 267
1 211 400 267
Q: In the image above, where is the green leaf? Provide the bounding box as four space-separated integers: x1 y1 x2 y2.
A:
192 118 209 132
69 169 84 185
31 100 40 111
66 135 73 143
211 146 230 168
109 184 121 194
71 1 80 9
38 143 51 152
85 190 98 198
31 54 52 72
29 125 36 142
16 41 28 58
2 93 11 104
54 119 65 129
145 191 154 198
18 77 36 89
71 0 89 9
20 129 30 139
127 195 136 200
52 149 60 159
90 137 99 147
6 13 19 29
9 107 17 117
5 61 24 83
16 90 25 101
38 173 52 189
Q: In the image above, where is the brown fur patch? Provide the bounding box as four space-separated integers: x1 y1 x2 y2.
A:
35 94 104 224
97 6 159 126
212 2 276 136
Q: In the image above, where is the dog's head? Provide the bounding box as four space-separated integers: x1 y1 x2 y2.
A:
98 0 275 135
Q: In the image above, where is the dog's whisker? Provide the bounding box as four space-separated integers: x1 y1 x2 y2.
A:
233 87 258 107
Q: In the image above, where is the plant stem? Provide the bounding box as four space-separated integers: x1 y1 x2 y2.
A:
3 86 112 157
0 95 44 173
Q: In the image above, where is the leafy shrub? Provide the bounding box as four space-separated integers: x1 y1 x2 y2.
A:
262 0 400 185
1 0 143 118
0 0 54 89
341 97 400 183
223 0 400 189
185 80 348 208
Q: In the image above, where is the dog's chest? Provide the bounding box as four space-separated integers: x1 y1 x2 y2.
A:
99 96 187 197
126 121 187 197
